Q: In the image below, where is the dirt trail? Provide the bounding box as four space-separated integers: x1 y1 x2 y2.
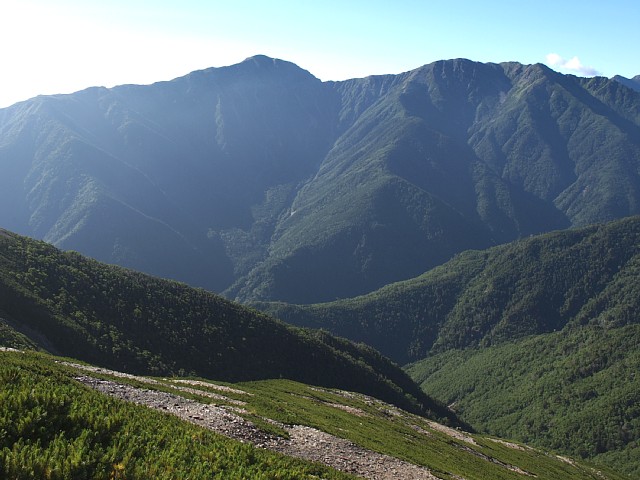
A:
74 373 440 480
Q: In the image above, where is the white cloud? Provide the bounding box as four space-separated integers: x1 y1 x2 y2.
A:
546 53 563 66
545 53 600 76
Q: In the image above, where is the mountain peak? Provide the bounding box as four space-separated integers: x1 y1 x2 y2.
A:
233 54 317 81
242 54 278 65
612 74 640 92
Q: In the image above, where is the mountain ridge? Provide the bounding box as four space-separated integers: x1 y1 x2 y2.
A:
2 56 640 303
612 73 640 92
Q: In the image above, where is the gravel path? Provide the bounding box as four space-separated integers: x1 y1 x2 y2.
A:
74 373 440 479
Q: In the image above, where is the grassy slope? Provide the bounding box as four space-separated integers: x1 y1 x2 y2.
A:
0 350 627 480
0 351 354 480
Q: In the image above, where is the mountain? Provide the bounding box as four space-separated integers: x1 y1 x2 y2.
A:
613 74 640 92
256 215 640 475
2 350 626 480
0 55 334 295
258 215 640 363
2 57 640 303
0 228 455 424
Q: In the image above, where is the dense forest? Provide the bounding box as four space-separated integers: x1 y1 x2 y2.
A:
407 324 640 477
0 228 456 424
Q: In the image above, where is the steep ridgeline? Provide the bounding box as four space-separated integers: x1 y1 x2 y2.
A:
2 57 640 303
257 216 640 475
613 74 640 92
0 229 457 425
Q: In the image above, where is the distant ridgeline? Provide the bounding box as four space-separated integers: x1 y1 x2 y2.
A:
0 228 458 426
1 56 640 303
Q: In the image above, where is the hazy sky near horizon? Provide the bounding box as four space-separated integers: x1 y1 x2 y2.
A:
1 0 638 108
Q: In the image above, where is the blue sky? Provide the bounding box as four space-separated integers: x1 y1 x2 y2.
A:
1 0 638 108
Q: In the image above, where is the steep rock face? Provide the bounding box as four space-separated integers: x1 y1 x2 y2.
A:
1 57 640 302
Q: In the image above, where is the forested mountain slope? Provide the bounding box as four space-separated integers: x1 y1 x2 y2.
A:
258 216 640 475
260 215 640 363
0 228 454 423
1 57 640 303
406 324 640 477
